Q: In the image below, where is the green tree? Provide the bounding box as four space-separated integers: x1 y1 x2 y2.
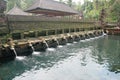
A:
81 0 93 19
59 0 63 2
6 0 33 12
109 0 120 22
79 0 110 20
75 2 82 11
6 0 20 11
67 0 72 7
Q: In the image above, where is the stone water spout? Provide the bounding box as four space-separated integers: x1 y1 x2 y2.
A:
7 38 17 57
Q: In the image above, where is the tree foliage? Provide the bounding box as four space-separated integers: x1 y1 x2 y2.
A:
67 0 72 7
5 0 120 22
109 0 120 21
6 0 33 11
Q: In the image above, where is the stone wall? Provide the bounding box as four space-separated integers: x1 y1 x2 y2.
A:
7 15 99 33
0 0 6 13
8 21 96 32
0 15 101 42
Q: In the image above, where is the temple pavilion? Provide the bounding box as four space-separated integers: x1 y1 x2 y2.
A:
7 5 30 16
25 0 78 16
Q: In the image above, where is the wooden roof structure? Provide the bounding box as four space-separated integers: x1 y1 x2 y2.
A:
25 0 78 16
7 5 30 16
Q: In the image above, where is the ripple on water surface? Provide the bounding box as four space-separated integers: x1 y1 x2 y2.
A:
0 35 120 80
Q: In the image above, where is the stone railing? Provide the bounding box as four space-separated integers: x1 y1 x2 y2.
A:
7 15 96 22
6 15 99 33
0 15 102 43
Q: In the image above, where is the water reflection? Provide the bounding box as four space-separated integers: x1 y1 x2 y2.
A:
91 35 120 73
0 35 120 80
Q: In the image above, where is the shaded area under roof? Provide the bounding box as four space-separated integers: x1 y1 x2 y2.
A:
25 0 78 16
7 5 30 16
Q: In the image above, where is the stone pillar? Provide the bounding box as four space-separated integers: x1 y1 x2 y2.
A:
21 33 24 39
62 28 64 34
55 29 57 35
7 38 15 48
46 30 48 36
35 31 38 37
69 28 70 33
74 27 76 32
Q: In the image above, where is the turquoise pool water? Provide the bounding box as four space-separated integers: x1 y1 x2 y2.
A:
0 35 120 80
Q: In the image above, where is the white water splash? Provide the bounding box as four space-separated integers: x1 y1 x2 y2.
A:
80 40 86 42
47 48 56 51
80 37 97 42
16 56 26 60
89 38 95 40
73 42 77 43
33 52 41 55
67 43 72 45
58 45 63 48
85 39 91 41
11 48 17 57
103 32 107 36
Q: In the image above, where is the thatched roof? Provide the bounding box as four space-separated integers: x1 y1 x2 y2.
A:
7 5 30 16
25 0 78 16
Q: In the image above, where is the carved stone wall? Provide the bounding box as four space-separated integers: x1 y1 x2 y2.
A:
0 0 6 24
0 0 6 13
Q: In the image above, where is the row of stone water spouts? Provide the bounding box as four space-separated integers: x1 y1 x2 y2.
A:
5 32 102 57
